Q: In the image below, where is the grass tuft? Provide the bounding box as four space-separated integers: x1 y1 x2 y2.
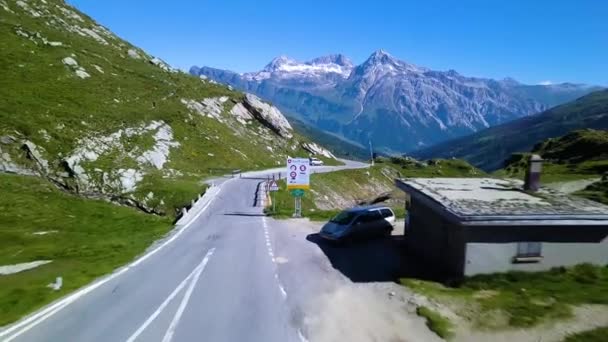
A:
563 326 608 342
402 263 608 329
416 306 455 339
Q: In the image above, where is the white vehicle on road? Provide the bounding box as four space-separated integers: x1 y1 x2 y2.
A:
309 157 324 166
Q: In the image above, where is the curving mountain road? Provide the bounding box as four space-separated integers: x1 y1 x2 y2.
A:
1 160 367 342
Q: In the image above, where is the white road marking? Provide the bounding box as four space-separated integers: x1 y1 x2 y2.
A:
278 284 287 299
161 248 214 342
126 249 215 342
298 329 310 342
0 181 228 341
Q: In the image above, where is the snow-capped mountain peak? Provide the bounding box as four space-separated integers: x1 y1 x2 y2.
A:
244 54 354 81
309 54 353 68
263 55 297 72
358 49 426 75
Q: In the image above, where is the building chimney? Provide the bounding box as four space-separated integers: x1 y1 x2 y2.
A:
524 154 543 192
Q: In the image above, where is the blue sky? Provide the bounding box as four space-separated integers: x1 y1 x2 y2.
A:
68 0 607 86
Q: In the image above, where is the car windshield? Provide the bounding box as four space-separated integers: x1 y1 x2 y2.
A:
330 211 358 224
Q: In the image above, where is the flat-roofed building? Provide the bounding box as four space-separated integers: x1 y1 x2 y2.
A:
396 177 608 277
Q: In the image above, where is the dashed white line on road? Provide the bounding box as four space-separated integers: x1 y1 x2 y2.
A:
261 216 289 302
126 248 215 342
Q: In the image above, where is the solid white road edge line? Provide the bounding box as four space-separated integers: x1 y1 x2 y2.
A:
161 248 214 342
126 248 215 342
0 180 229 341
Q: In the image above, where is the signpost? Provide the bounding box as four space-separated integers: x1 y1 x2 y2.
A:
286 158 310 217
268 180 279 212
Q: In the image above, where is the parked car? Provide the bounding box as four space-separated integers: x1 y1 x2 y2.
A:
320 206 395 243
309 157 324 166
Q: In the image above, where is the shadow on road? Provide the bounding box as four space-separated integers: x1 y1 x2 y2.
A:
239 177 273 180
223 212 267 217
306 233 444 283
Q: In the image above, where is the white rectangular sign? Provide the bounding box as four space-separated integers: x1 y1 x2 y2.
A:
286 157 310 190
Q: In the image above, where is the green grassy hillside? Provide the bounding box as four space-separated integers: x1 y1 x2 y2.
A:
499 129 608 179
499 129 608 203
0 0 339 216
412 90 608 171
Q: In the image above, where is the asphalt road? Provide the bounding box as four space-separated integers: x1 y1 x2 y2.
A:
1 160 367 342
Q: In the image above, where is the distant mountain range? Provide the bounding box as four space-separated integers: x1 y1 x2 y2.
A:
412 89 608 171
191 50 601 153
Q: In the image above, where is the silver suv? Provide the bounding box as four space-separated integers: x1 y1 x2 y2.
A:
320 206 395 242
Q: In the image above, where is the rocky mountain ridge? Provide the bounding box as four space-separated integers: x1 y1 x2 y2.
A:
413 89 608 171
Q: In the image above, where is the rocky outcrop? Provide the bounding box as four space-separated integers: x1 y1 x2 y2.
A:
181 97 229 121
229 103 253 124
22 140 49 173
0 121 180 215
150 57 177 73
242 94 293 139
0 136 44 176
182 94 294 140
302 142 336 159
62 56 90 79
62 120 179 194
136 124 180 170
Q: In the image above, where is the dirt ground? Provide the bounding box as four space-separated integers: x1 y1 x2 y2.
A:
271 218 442 342
271 218 608 342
